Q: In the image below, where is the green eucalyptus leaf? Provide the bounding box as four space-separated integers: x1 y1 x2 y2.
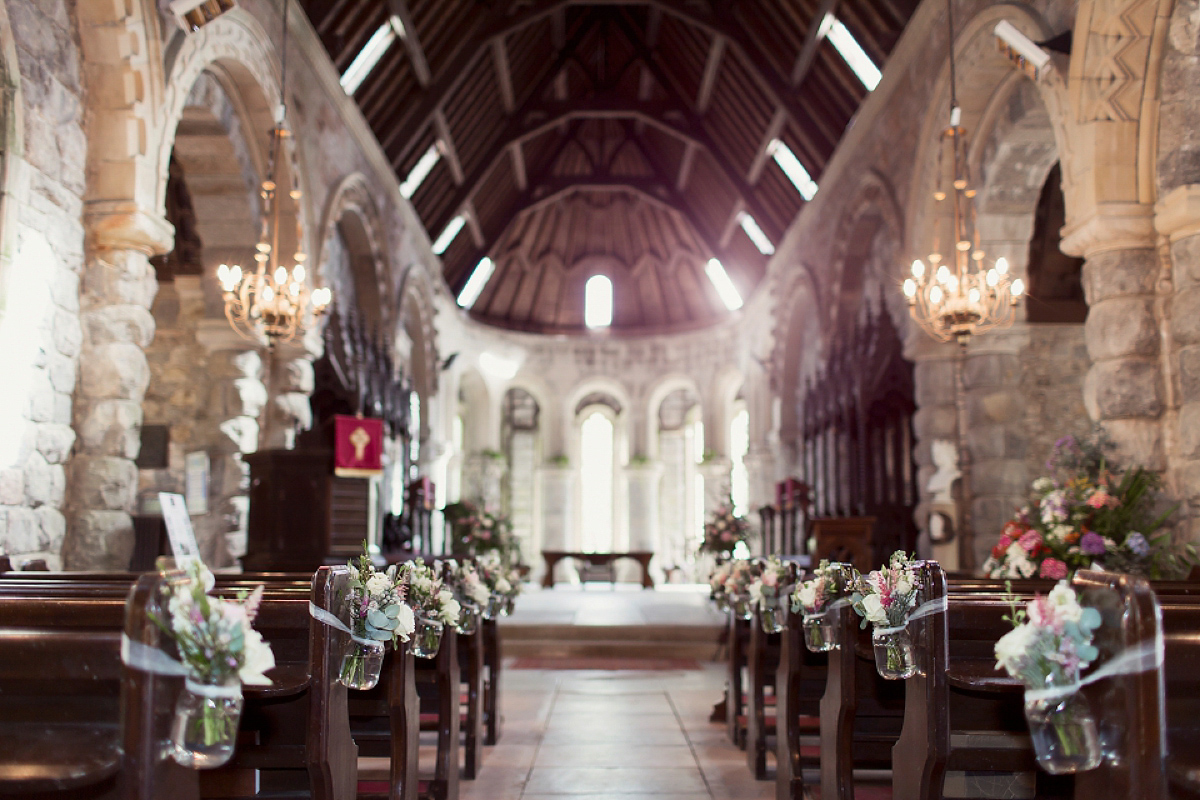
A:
367 608 391 628
384 604 401 619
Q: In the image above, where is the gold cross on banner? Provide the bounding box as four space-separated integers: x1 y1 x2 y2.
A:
349 426 371 461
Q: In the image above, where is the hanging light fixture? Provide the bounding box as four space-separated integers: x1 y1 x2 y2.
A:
216 0 331 346
901 2 1024 347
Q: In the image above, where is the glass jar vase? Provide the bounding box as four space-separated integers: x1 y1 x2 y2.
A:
759 598 786 634
713 594 730 613
456 601 481 636
732 595 754 621
171 678 243 768
502 596 516 617
412 614 445 659
1024 688 1102 774
872 625 917 679
339 638 385 690
483 594 504 620
802 612 838 652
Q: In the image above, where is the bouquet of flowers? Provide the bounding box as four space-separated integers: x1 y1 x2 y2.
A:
345 552 416 648
699 503 752 555
994 582 1104 773
851 552 919 630
445 501 520 562
154 562 275 760
748 556 791 632
851 552 921 678
708 560 734 608
405 559 461 626
983 433 1187 580
792 559 840 616
441 558 492 633
476 550 522 616
994 582 1101 690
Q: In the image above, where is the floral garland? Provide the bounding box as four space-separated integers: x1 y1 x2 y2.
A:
698 503 752 555
994 582 1101 690
405 559 461 626
850 551 919 630
982 433 1187 580
345 552 415 647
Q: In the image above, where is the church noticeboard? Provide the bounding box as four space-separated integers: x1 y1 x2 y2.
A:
334 415 384 477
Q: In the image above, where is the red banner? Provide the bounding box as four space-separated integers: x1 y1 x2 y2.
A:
334 415 384 477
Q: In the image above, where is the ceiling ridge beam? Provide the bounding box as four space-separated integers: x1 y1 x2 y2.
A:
388 0 431 86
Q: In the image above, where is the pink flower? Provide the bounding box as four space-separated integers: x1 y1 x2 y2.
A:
1086 491 1109 509
1039 558 1068 580
762 571 778 588
1018 530 1042 553
721 531 733 541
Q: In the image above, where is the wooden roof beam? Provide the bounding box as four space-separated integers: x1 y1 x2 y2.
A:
509 142 527 191
791 0 839 86
747 108 787 185
491 38 516 113
696 35 725 113
433 110 464 184
676 140 697 191
388 0 430 86
376 0 578 166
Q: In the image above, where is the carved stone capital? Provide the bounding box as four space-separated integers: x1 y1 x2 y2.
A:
1060 202 1156 258
86 201 175 256
1155 185 1200 242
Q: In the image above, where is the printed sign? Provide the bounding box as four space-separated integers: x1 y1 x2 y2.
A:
159 492 202 570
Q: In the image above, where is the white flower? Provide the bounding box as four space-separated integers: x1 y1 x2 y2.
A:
748 581 764 605
366 572 392 597
239 627 276 685
861 594 888 625
469 581 491 605
394 603 416 641
994 622 1034 675
495 577 512 594
1032 477 1054 494
438 590 461 625
1046 582 1083 623
412 575 434 595
796 583 819 609
895 574 914 598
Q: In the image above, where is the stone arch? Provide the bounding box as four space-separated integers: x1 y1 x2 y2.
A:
0 0 23 292
775 275 822 469
827 170 906 336
317 174 389 331
645 373 702 459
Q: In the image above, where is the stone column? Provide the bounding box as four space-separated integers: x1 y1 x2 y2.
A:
657 428 689 571
1063 209 1163 469
907 337 960 569
195 319 266 564
64 211 173 569
699 458 732 519
1157 185 1200 540
625 461 663 581
265 341 316 451
508 429 538 564
538 464 575 583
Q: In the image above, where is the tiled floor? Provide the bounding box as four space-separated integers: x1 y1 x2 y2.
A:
500 583 726 628
459 664 775 800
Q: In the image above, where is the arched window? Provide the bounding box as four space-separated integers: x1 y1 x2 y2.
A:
585 274 613 328
580 411 615 551
730 407 749 516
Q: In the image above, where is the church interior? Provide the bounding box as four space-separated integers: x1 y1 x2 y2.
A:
1 0 1199 798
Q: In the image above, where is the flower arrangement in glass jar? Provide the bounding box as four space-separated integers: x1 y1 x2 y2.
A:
405 559 460 658
850 552 920 679
444 501 520 562
791 560 844 652
476 550 522 618
748 556 790 633
698 503 752 555
708 560 734 611
994 582 1103 774
722 558 757 620
153 562 276 768
442 559 491 635
983 433 1188 580
341 551 415 689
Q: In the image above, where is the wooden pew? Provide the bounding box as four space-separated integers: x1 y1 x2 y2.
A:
774 603 829 800
459 623 485 779
0 569 359 800
347 645 420 800
416 629 461 800
725 611 750 748
745 606 782 778
482 616 503 745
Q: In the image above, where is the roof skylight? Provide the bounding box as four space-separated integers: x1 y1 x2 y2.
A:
738 213 775 256
820 14 881 91
769 139 819 201
585 274 613 328
432 214 465 255
340 15 404 95
400 143 442 199
457 257 495 308
705 258 744 311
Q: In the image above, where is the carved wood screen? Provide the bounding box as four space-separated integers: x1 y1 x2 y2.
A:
799 303 918 563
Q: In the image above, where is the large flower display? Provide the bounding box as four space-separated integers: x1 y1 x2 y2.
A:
699 503 752 555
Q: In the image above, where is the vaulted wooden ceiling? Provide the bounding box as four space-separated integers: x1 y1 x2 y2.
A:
299 0 919 334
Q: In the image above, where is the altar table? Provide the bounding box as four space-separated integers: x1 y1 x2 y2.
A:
541 551 655 589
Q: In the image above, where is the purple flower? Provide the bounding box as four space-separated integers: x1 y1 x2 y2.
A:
1080 532 1107 556
1125 532 1150 557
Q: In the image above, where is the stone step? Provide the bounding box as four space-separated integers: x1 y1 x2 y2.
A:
499 622 723 659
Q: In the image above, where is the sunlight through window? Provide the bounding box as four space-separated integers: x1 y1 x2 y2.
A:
580 412 614 553
432 215 466 256
457 257 495 308
769 139 819 201
340 16 404 95
705 259 743 311
738 213 775 255
821 14 881 90
400 143 442 199
585 274 613 328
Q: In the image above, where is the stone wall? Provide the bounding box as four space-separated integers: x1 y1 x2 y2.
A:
0 0 85 567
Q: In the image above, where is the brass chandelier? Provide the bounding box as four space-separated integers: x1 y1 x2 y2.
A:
902 4 1023 347
215 0 330 346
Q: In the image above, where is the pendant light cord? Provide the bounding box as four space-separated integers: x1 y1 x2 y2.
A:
946 0 957 114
